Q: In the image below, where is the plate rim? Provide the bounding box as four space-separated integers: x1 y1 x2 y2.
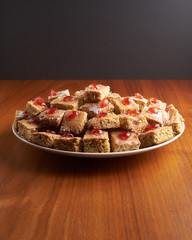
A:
12 123 185 158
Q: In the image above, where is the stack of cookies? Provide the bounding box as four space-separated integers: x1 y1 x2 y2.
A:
14 84 184 152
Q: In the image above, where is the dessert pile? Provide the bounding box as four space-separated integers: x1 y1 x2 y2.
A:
14 84 184 153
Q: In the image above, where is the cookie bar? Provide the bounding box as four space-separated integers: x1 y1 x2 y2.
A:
83 129 110 153
111 97 139 114
130 93 148 110
26 97 48 116
119 110 148 133
110 131 140 152
147 98 166 110
17 119 39 142
60 110 87 135
166 104 184 134
31 131 61 148
50 96 79 110
139 126 174 148
48 89 70 102
87 112 120 130
37 108 65 129
79 100 114 118
106 92 121 103
14 110 31 131
142 106 168 126
84 84 110 102
74 90 87 107
54 134 82 152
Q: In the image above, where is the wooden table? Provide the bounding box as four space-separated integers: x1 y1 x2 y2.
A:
0 79 192 240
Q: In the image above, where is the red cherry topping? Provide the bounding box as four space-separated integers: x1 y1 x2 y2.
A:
47 108 56 114
126 110 140 116
34 97 46 107
62 132 74 138
66 111 79 120
165 107 169 113
100 99 109 108
90 129 102 135
133 120 139 125
91 84 99 90
24 110 29 115
63 96 75 102
97 112 108 118
51 89 57 96
151 98 159 104
145 123 160 132
28 119 39 125
122 97 131 105
46 130 56 134
118 132 131 140
147 107 158 114
135 93 144 99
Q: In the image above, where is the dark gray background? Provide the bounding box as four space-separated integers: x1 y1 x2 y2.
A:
1 0 192 79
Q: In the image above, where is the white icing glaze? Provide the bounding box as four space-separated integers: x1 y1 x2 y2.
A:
88 104 101 114
131 96 148 104
56 90 70 99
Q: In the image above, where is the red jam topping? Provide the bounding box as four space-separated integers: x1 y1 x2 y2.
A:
51 89 57 96
28 119 39 125
151 98 159 104
97 112 108 118
63 96 75 102
46 130 56 134
122 97 131 105
47 108 56 114
118 132 131 140
165 107 169 113
90 129 102 135
34 97 46 107
66 111 79 120
62 132 74 137
126 110 140 116
91 84 99 90
145 123 160 132
100 99 109 108
147 107 158 114
135 93 144 99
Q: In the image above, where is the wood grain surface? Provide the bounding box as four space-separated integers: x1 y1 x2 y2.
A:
0 79 192 240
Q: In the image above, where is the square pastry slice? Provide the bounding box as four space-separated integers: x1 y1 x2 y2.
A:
26 97 48 116
106 92 121 103
84 84 110 102
83 129 110 153
54 133 82 152
48 89 70 103
17 119 39 142
110 131 140 152
166 104 184 134
31 131 61 148
60 110 87 135
119 110 148 133
50 95 79 110
130 93 148 110
87 112 120 129
14 110 31 131
142 106 168 126
74 90 87 107
139 125 174 148
111 97 139 114
79 99 114 118
147 98 166 110
37 108 65 129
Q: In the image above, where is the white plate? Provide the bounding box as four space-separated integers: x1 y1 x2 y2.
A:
12 123 185 158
